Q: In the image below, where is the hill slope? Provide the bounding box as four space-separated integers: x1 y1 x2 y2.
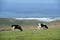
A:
0 18 23 27
0 18 45 27
47 20 60 28
0 18 60 28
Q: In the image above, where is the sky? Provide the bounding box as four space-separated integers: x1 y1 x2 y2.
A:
0 0 60 18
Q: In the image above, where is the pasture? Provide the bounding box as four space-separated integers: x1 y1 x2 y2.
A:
0 27 60 40
0 18 60 40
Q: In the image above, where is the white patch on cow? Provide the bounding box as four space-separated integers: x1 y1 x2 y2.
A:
37 23 41 30
37 23 44 30
15 29 20 31
12 26 15 31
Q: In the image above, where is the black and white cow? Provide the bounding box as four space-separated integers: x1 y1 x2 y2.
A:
41 23 48 29
12 25 23 31
37 23 48 30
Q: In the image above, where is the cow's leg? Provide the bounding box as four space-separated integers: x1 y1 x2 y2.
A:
42 27 46 30
38 26 40 30
38 26 39 29
38 26 43 30
41 27 43 30
41 26 46 30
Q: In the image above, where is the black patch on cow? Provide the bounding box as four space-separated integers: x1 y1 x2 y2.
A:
41 23 48 29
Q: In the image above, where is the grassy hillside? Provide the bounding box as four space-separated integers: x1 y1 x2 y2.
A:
21 19 45 25
0 18 45 28
0 18 60 28
47 20 60 28
0 18 23 27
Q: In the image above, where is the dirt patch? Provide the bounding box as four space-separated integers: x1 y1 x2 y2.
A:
0 27 12 31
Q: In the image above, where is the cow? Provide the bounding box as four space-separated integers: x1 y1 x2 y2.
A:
37 23 48 30
12 25 23 31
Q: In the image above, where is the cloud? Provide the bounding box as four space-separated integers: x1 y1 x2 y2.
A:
16 17 60 22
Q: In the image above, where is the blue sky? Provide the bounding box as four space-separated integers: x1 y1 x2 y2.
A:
0 0 60 18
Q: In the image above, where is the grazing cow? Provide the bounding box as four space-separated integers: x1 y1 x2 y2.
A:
12 25 23 31
37 23 48 30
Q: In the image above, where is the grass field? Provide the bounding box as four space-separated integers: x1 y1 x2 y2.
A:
0 28 60 40
0 18 60 40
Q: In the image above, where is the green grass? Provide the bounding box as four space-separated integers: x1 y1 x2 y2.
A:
0 28 60 40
